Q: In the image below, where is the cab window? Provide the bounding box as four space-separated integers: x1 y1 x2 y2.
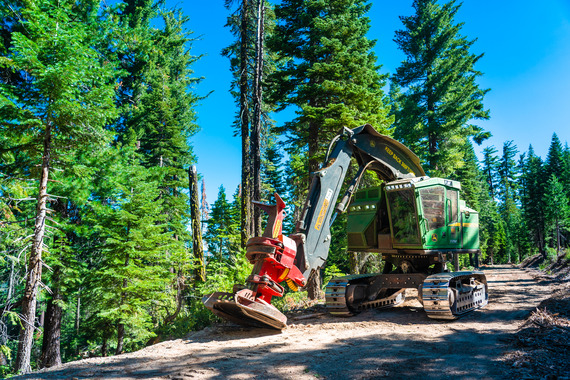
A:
420 186 445 231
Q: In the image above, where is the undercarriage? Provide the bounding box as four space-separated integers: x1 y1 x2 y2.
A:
325 254 488 319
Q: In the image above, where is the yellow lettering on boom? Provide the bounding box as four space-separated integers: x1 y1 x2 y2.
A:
315 189 334 231
384 146 415 176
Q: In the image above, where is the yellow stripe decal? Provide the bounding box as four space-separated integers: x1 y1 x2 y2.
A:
449 223 479 227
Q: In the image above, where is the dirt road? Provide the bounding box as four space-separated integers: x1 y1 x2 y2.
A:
21 265 557 380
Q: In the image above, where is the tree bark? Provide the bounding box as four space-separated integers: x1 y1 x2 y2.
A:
306 270 322 300
101 336 108 357
349 252 360 275
116 322 124 355
16 124 52 374
251 0 265 236
39 274 62 369
116 253 129 355
189 166 205 282
75 291 81 355
240 0 253 249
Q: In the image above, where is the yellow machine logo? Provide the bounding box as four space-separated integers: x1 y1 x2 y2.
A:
431 233 438 242
315 189 334 231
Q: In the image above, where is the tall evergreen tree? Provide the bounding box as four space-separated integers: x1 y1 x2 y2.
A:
391 0 490 176
497 141 520 263
269 0 393 177
520 146 546 257
545 133 564 180
115 3 201 333
83 147 175 355
223 0 254 246
204 186 240 258
481 146 500 199
223 0 278 241
543 175 570 254
269 0 392 298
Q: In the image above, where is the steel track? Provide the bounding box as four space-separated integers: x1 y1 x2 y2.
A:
325 274 406 316
422 271 488 319
325 271 488 319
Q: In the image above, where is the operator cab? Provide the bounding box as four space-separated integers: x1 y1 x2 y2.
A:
347 177 479 253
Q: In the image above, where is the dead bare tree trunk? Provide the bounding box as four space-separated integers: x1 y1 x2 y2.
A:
16 124 52 374
251 0 265 236
189 166 205 282
240 0 253 249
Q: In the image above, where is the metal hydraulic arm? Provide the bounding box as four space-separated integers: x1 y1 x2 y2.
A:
293 124 425 280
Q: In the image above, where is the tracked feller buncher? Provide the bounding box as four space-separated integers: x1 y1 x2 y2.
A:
203 124 488 329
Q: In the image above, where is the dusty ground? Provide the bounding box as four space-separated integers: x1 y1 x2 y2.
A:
18 265 568 380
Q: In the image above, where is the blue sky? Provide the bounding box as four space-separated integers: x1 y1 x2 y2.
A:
169 0 570 204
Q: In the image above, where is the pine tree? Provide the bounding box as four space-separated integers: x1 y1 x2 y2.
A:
269 0 393 177
391 0 490 176
83 146 176 355
481 146 500 199
543 175 570 254
497 141 520 263
545 133 564 180
520 146 546 257
223 0 254 246
116 4 201 332
204 186 241 259
223 0 278 240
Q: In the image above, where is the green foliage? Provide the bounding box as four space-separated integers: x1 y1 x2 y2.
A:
203 186 241 258
322 264 346 289
269 0 393 174
262 138 287 199
81 146 178 351
391 0 489 176
545 133 564 180
543 175 570 252
199 253 252 295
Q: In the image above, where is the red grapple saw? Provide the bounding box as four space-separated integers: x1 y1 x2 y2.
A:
202 193 306 329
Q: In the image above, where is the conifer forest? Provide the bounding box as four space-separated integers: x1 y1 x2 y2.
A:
1 0 569 376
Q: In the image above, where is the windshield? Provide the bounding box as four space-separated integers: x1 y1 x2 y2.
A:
387 189 420 245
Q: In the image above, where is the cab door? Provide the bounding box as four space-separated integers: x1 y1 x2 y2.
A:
447 188 461 247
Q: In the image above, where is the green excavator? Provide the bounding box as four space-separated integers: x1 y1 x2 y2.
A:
203 124 488 329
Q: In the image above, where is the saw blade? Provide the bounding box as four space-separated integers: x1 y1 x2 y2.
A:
202 291 287 330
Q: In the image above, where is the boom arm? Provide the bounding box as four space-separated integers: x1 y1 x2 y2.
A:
202 124 425 329
294 124 425 279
